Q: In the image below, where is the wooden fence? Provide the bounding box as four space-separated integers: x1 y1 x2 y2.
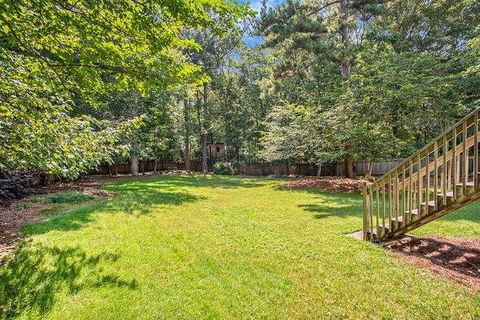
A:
94 159 404 177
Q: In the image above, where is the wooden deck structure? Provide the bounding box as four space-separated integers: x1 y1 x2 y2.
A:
363 108 480 241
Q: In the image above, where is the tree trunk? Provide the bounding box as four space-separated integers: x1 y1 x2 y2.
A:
131 156 139 176
317 162 322 177
344 156 355 179
235 145 240 173
154 159 158 174
142 159 146 175
184 98 191 172
201 84 209 174
339 0 351 79
365 160 373 180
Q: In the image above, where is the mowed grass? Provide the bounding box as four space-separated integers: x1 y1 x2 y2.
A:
412 200 480 238
1 175 479 319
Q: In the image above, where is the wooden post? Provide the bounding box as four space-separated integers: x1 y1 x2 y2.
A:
392 176 398 231
409 161 413 221
443 136 448 204
362 183 369 240
389 174 393 227
417 154 421 217
402 167 406 225
426 150 430 215
463 121 467 193
453 129 457 199
376 185 380 237
434 141 438 210
475 112 479 190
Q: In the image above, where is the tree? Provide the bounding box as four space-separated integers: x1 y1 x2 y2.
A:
257 0 479 178
0 0 246 177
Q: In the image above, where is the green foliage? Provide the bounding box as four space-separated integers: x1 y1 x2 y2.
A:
257 0 480 168
33 192 94 204
213 161 236 175
0 0 250 177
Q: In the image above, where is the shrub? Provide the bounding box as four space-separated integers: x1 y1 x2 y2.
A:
213 162 236 175
34 191 94 204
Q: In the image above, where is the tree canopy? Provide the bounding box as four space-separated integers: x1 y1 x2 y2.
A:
1 0 479 179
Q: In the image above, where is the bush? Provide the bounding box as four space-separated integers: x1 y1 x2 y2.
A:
34 191 94 204
213 162 236 175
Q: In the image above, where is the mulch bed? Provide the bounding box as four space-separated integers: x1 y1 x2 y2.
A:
282 177 368 193
384 235 480 291
0 202 48 261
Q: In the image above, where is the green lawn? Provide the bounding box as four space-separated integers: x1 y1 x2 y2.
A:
1 175 479 319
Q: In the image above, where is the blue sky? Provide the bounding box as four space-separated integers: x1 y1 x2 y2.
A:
239 0 284 47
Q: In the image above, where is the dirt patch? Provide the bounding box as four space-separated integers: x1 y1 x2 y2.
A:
0 174 125 262
282 177 368 193
384 235 480 291
0 201 48 261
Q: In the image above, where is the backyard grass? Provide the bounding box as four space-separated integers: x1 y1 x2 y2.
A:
1 175 479 319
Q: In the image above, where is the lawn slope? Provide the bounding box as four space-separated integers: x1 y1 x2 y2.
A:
1 175 479 319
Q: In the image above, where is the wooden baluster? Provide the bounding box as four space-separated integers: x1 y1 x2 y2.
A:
453 130 457 200
363 184 368 240
426 149 430 215
388 174 392 229
369 186 374 239
463 121 467 193
402 166 406 225
442 136 447 206
434 140 438 211
447 157 452 192
395 173 400 228
417 154 421 217
475 112 479 191
409 161 413 220
392 175 398 231
376 184 379 237
379 183 385 237
382 180 386 230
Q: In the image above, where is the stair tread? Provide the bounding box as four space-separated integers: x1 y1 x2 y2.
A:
437 191 454 197
404 208 420 215
369 224 390 235
391 215 404 223
455 182 475 187
420 200 436 207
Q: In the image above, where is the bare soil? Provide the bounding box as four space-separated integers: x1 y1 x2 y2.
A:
0 174 123 261
0 202 48 260
282 176 368 193
384 235 480 291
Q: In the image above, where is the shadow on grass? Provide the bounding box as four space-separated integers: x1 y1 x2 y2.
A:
293 189 363 220
105 190 206 215
0 244 136 318
105 174 266 192
434 201 480 224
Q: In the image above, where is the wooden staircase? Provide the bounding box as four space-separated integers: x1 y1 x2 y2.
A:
362 108 480 241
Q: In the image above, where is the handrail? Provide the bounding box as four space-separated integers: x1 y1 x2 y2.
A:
372 108 479 186
363 107 480 241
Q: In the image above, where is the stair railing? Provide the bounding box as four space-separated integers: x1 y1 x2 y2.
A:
363 108 480 241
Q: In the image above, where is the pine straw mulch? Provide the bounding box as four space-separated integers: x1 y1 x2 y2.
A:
383 235 480 291
281 176 368 193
